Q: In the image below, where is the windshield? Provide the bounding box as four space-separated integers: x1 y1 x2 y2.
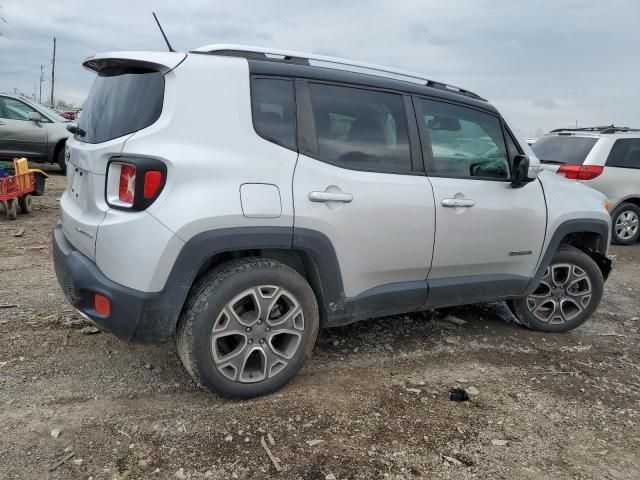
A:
532 135 598 165
76 67 164 144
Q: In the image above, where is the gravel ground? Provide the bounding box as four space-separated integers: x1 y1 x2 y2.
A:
0 171 639 480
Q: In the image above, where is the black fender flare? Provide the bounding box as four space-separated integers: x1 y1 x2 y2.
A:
138 227 344 341
524 218 611 295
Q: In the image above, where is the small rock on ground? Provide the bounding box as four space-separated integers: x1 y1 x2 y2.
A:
79 326 100 335
465 386 480 396
444 314 467 326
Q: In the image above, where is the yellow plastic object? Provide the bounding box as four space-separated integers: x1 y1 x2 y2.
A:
27 168 49 178
13 157 28 173
13 158 29 189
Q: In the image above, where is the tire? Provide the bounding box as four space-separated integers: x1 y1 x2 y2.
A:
511 246 604 333
611 202 640 245
6 198 17 220
56 146 67 175
176 258 319 399
18 194 33 214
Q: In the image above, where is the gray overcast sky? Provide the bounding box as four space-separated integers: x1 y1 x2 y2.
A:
1 0 639 136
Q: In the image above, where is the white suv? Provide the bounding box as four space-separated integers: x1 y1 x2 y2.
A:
54 46 612 398
533 126 640 245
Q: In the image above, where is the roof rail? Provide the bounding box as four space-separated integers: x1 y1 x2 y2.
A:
551 125 640 134
191 44 487 102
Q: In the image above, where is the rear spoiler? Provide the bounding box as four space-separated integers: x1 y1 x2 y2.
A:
83 52 187 75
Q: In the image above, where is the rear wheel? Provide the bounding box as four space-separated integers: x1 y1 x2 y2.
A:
176 258 319 398
611 202 640 245
511 246 603 333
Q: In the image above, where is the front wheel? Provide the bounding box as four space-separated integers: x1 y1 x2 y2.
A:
56 146 67 175
511 246 604 333
6 198 17 220
176 258 319 399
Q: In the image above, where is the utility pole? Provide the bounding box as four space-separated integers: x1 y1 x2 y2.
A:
39 65 44 103
50 37 56 107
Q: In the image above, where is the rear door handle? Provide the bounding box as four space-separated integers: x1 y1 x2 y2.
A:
308 191 353 203
442 198 475 208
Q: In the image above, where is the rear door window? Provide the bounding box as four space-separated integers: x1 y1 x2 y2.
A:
606 139 640 169
307 83 412 173
251 78 296 150
532 135 598 165
77 68 164 144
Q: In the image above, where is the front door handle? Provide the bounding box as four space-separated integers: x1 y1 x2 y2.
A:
309 191 353 203
442 198 475 208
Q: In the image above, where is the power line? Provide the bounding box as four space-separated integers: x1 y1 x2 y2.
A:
0 5 48 30
0 65 42 75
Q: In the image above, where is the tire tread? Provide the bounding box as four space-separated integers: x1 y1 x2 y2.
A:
176 257 318 398
512 245 604 333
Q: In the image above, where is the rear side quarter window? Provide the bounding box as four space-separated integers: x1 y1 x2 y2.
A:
606 139 640 169
251 78 297 151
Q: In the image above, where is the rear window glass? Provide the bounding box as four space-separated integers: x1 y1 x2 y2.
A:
532 135 598 165
77 68 164 144
606 139 640 169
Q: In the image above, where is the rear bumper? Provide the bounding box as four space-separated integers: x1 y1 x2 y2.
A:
52 223 179 343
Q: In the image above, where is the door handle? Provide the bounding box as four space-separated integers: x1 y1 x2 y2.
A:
308 191 353 203
442 198 475 208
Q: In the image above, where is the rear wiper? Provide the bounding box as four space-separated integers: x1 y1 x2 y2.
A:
539 159 565 165
66 124 86 137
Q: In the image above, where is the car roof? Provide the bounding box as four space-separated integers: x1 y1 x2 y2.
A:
549 125 640 137
191 44 498 115
246 59 498 114
545 130 640 139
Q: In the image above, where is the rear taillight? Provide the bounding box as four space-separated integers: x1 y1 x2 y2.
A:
118 164 136 205
106 158 166 210
556 165 604 181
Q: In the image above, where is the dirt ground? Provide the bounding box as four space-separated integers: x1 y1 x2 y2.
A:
0 170 639 480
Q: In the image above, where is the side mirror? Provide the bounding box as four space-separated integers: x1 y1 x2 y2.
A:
28 111 42 122
511 155 533 188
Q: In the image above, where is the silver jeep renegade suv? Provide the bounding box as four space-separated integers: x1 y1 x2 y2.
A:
54 45 613 398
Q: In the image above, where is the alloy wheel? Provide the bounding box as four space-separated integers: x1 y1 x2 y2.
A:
525 263 592 324
210 286 304 383
615 210 639 240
